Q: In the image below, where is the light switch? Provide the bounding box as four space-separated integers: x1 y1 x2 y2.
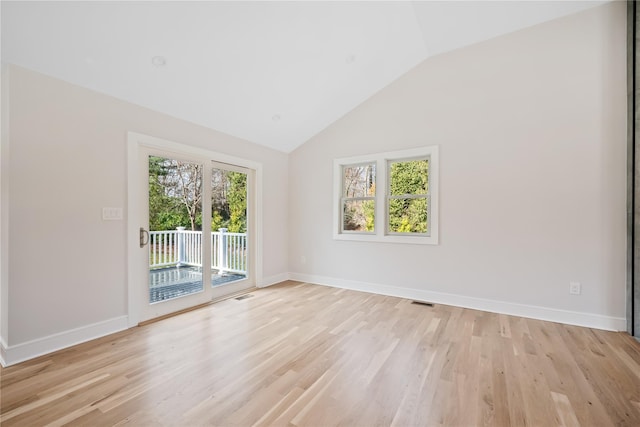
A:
102 207 123 220
569 282 581 295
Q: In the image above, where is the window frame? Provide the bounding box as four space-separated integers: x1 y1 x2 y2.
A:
333 146 439 245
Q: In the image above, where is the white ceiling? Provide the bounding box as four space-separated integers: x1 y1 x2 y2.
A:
1 1 608 153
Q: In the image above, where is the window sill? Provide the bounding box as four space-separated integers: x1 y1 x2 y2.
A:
333 233 438 245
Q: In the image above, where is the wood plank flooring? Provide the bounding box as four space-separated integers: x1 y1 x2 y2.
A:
1 281 639 426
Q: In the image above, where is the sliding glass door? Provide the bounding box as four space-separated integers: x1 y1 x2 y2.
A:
138 149 254 322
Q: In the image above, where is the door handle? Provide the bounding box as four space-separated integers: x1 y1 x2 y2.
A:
140 227 149 248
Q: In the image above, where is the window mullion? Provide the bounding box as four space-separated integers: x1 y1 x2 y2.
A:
343 197 376 202
377 158 386 237
388 194 429 200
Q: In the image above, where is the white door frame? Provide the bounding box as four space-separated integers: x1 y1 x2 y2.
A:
126 132 263 327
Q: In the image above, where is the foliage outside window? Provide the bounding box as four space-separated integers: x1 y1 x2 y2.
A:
211 168 247 233
149 157 203 231
333 146 438 245
388 158 429 234
148 157 247 233
341 163 376 232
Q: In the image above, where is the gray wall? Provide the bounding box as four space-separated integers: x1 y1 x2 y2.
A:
1 66 290 346
289 2 627 330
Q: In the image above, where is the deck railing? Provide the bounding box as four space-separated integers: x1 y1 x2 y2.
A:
149 227 247 274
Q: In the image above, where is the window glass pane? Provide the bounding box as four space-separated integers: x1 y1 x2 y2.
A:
389 159 428 196
343 164 376 198
211 168 247 287
343 199 375 232
388 197 428 233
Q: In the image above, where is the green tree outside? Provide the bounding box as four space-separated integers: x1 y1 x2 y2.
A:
226 172 247 233
148 157 247 233
148 157 195 231
388 159 429 233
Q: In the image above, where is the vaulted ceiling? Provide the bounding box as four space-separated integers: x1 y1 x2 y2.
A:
2 1 608 152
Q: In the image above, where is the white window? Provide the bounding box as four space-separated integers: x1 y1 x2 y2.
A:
333 146 439 245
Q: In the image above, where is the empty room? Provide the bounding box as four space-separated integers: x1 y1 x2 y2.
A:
1 0 639 426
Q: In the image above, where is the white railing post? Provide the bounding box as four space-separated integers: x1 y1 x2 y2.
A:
176 226 186 267
218 228 228 276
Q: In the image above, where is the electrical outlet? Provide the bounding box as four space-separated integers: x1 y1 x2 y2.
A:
301 256 307 265
569 282 581 295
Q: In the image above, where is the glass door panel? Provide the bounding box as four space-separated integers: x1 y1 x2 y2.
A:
210 167 248 287
148 155 204 303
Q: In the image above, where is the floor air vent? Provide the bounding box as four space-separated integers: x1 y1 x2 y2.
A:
411 301 434 307
235 294 254 301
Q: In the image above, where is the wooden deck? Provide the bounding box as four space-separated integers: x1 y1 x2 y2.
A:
1 281 639 426
149 266 245 303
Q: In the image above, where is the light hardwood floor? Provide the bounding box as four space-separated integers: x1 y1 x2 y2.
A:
1 281 639 426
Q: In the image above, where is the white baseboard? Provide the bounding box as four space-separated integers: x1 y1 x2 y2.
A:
288 272 627 332
258 272 290 288
0 316 129 367
0 336 8 367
